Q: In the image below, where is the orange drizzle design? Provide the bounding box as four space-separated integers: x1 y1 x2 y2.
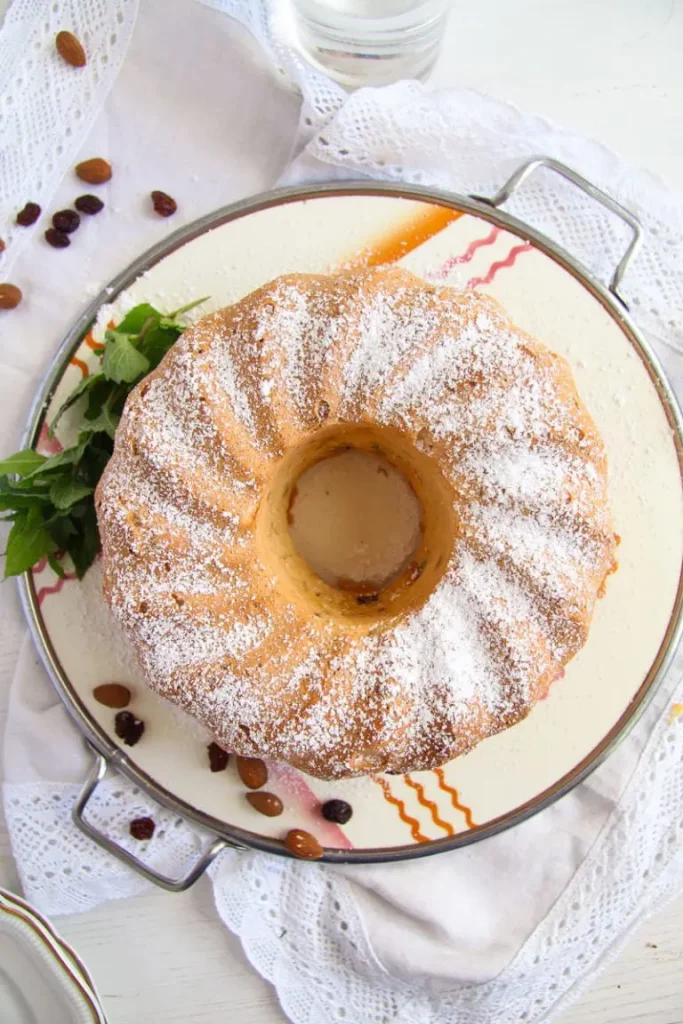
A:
403 774 454 836
374 776 430 843
70 322 110 376
342 205 463 271
84 327 106 352
433 768 477 830
69 355 89 378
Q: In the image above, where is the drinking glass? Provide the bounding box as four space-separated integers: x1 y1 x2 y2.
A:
288 0 453 88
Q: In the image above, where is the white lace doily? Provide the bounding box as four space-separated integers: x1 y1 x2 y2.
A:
0 0 138 272
6 641 683 1023
3 2 683 1023
213 650 683 1024
292 81 683 358
204 0 683 360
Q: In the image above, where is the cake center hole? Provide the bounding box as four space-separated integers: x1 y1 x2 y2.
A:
288 449 423 590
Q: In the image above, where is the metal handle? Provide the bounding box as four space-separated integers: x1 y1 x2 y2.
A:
472 156 642 306
73 750 229 892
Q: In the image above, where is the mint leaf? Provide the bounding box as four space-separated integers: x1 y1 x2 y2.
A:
166 296 210 319
0 483 51 512
83 377 117 421
102 331 150 384
22 441 88 481
0 298 208 579
0 449 47 477
49 373 105 435
139 325 182 369
0 474 52 502
3 508 56 578
47 551 66 579
115 303 162 335
77 439 112 485
49 476 94 510
48 515 78 550
64 503 100 578
81 403 120 440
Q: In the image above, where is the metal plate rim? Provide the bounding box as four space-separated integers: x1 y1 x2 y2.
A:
17 179 683 864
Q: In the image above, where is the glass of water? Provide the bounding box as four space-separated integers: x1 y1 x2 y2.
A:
288 0 453 88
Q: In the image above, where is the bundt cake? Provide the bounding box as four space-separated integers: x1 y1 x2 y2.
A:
96 267 618 779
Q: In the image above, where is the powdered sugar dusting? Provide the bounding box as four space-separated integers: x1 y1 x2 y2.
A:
138 613 267 680
255 281 340 422
468 503 590 601
96 268 616 779
342 285 437 404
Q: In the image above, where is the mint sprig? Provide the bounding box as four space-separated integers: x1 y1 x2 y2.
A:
1 297 209 581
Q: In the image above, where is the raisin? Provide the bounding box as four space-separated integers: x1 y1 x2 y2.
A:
321 799 353 824
16 202 41 227
44 228 70 249
52 209 80 233
114 710 145 746
130 817 155 840
151 190 177 217
75 194 104 215
207 742 229 772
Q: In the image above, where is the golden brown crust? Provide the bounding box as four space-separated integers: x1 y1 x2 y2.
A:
96 268 617 779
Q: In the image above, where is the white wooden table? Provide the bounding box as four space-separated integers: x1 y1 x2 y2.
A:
2 1 683 1022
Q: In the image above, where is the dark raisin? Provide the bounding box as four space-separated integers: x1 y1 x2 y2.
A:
44 228 70 249
151 190 177 217
318 399 330 421
356 593 379 605
207 742 229 772
52 209 80 233
114 710 145 746
130 816 155 840
16 202 41 226
0 238 6 253
321 799 353 825
75 194 104 215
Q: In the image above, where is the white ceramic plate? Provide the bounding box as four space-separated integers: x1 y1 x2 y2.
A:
0 889 106 1024
22 185 683 861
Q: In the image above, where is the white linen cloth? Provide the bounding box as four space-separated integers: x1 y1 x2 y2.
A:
2 1 683 1022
